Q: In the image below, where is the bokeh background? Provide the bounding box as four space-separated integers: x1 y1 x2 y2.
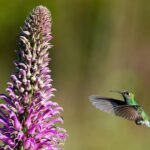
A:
0 0 150 150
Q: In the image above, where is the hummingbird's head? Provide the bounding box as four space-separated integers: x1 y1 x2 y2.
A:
121 91 134 99
110 90 134 99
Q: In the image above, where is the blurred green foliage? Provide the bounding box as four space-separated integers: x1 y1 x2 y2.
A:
0 0 150 150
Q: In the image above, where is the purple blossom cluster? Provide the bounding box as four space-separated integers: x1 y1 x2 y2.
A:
0 6 67 150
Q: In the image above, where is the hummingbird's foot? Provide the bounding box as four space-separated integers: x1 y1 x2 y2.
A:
138 120 150 127
135 119 144 125
143 121 150 127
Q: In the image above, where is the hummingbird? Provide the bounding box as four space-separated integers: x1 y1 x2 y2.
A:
89 90 150 127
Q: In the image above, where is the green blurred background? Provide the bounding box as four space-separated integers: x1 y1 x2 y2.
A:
0 0 150 150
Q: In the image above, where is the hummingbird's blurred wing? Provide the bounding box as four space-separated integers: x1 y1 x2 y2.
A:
89 95 141 121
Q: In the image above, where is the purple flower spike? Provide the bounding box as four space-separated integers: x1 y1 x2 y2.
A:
0 6 67 150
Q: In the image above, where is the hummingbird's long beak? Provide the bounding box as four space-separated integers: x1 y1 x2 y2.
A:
110 90 123 94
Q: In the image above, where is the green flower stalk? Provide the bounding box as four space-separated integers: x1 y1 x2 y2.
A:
0 5 67 150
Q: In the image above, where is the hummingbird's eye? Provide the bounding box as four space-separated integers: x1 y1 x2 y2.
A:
124 91 129 95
